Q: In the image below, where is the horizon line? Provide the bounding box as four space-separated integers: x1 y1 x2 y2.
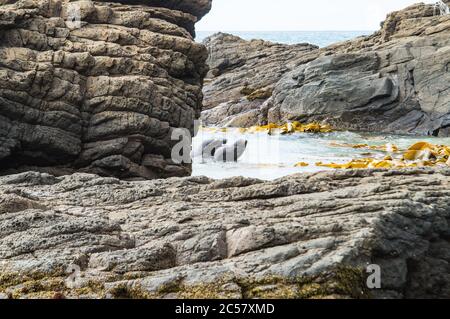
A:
196 30 376 32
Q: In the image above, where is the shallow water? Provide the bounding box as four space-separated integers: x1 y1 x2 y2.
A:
192 129 450 180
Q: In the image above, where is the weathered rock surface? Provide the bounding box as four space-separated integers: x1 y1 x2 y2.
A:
203 4 450 136
1 169 449 298
202 33 318 127
0 0 211 179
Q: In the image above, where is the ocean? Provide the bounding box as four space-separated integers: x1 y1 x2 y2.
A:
196 31 373 47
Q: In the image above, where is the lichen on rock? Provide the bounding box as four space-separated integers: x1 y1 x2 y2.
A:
1 169 450 298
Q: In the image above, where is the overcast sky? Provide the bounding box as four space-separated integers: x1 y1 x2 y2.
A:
197 0 437 31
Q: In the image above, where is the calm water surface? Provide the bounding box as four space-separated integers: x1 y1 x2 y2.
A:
192 130 450 180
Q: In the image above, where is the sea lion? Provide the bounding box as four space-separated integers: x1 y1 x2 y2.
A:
192 138 227 158
214 139 248 162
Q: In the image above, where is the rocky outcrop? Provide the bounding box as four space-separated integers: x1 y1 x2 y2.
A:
203 4 450 136
125 0 212 20
202 33 318 127
0 0 211 180
1 169 449 299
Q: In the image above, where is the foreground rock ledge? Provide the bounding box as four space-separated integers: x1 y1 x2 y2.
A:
1 168 449 299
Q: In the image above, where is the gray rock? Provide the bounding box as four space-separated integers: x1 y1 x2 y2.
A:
202 4 450 136
201 33 319 127
271 20 450 135
0 168 449 298
0 0 211 179
100 0 213 20
272 52 400 131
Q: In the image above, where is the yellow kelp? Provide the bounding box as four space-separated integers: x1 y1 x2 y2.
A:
315 158 436 169
200 122 333 134
294 162 309 167
245 122 333 134
198 126 228 133
402 142 450 160
310 141 450 170
329 142 400 152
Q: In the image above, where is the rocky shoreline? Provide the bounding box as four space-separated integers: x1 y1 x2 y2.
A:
1 168 450 299
202 3 450 136
0 1 450 299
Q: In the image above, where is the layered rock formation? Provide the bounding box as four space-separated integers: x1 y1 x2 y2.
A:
202 33 318 127
1 168 450 299
1 1 450 301
203 3 450 136
0 0 211 179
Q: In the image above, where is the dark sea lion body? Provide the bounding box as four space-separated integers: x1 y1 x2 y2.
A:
192 139 227 158
214 140 248 162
